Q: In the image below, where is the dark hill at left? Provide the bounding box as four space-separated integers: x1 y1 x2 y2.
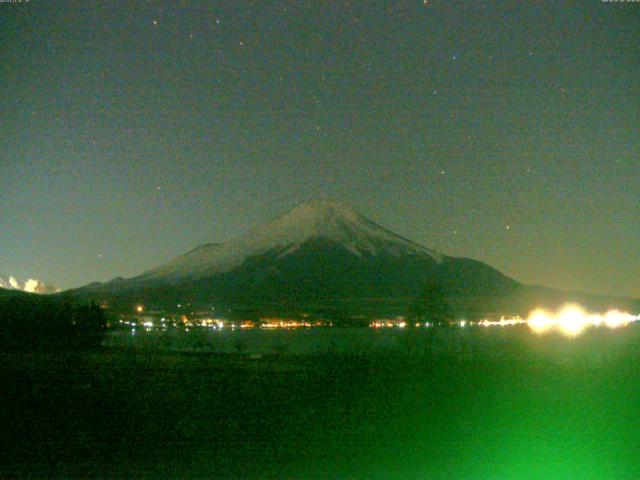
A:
0 289 107 350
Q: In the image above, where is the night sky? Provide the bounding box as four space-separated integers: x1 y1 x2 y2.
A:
1 1 638 297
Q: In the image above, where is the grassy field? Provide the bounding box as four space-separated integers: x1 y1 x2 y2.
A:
2 327 640 479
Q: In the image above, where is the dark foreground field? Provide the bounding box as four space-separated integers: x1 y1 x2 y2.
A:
2 327 640 479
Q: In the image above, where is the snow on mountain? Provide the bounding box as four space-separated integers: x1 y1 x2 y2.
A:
0 276 21 290
139 200 444 281
0 275 60 294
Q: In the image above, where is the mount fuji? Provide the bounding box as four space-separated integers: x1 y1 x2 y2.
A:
67 200 637 317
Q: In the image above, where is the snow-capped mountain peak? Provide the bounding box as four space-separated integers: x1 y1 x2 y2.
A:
0 275 60 294
139 199 443 281
244 199 442 259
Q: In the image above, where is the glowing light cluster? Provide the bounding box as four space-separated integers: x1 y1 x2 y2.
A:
260 319 329 329
369 317 408 329
527 304 640 337
477 316 526 328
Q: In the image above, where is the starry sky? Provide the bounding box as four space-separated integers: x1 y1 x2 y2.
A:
1 0 638 297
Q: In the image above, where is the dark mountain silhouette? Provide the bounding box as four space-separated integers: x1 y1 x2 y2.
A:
0 288 107 350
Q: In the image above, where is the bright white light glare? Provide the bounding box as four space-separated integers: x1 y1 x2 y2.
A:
526 304 640 337
528 309 555 335
604 309 635 329
556 304 588 337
